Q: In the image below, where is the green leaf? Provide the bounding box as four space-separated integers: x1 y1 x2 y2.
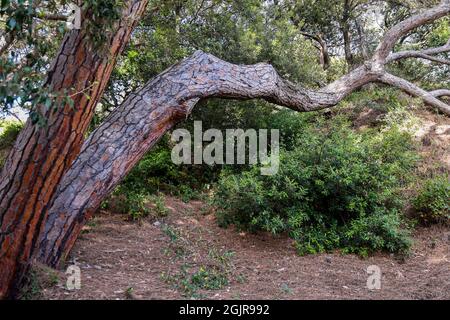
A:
7 17 16 30
66 97 74 108
1 0 9 10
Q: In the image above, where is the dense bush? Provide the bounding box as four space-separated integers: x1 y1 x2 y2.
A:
343 87 415 113
105 135 209 218
413 176 450 225
214 114 417 256
115 135 210 197
0 121 22 149
0 121 23 168
104 191 169 221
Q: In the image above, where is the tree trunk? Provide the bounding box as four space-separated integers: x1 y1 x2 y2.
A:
37 44 450 268
300 32 331 70
1 0 449 300
37 52 381 267
356 18 370 61
342 25 354 67
342 0 354 68
318 34 331 71
0 0 148 299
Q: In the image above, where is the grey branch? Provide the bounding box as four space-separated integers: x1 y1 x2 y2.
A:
387 38 450 64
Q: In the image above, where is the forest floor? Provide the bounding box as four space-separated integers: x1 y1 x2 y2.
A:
40 198 449 300
39 108 449 300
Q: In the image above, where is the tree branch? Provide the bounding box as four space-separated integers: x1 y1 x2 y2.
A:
430 89 450 98
391 52 450 65
35 13 69 22
379 72 450 115
374 0 450 63
387 38 450 64
299 31 331 70
37 0 450 266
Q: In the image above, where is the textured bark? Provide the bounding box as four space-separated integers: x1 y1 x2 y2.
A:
0 0 148 299
1 0 449 299
37 51 382 266
37 1 450 268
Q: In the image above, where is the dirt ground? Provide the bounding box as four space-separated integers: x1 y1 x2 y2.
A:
40 109 449 300
40 196 449 300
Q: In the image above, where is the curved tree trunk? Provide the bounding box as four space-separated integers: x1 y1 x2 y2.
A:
36 52 383 266
36 0 450 267
0 0 148 299
38 49 450 268
0 0 449 300
36 1 450 268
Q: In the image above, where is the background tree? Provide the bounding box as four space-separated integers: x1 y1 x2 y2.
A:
0 0 149 298
0 0 449 299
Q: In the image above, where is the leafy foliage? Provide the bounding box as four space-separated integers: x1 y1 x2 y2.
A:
214 113 417 256
0 120 22 168
0 120 22 149
413 176 450 225
0 0 124 123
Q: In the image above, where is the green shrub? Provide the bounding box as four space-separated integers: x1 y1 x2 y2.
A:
151 193 170 217
214 116 417 256
104 190 171 221
0 120 23 149
0 121 23 169
413 176 450 225
190 266 229 290
118 192 151 221
118 134 211 198
343 87 416 112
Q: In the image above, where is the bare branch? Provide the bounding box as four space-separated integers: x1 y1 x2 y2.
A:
35 13 69 22
387 38 450 64
379 72 450 115
389 51 450 64
430 89 450 97
374 0 450 63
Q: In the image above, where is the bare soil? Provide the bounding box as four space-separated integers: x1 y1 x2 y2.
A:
40 109 450 300
40 197 449 300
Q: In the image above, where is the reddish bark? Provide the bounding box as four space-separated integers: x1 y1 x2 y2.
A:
0 0 449 301
0 0 148 299
36 2 450 267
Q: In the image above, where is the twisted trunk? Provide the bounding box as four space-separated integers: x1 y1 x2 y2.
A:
0 0 148 298
36 52 382 266
0 0 449 300
37 1 450 267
